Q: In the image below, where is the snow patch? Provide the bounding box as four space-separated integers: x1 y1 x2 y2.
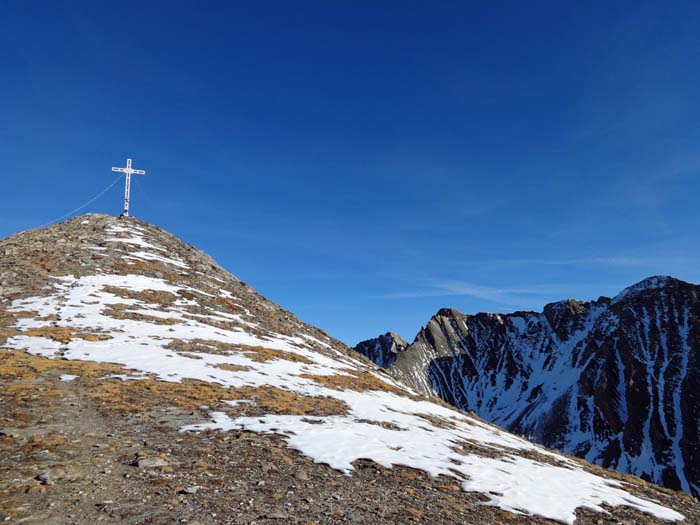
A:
183 408 682 525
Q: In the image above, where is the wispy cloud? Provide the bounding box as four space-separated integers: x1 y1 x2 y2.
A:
382 280 567 310
488 256 673 268
425 255 691 271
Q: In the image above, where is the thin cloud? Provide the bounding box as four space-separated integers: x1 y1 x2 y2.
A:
487 256 690 268
497 256 647 267
382 280 566 309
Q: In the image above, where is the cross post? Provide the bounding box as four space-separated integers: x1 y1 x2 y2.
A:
112 158 146 217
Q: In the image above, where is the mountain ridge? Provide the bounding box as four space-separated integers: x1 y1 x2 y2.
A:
356 275 700 497
0 214 695 524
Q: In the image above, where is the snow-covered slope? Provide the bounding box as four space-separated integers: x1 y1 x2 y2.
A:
377 277 700 496
0 216 689 524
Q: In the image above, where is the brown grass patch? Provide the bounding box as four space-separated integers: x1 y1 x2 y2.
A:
88 378 224 413
414 412 456 430
1 310 38 321
0 350 347 420
8 382 60 395
234 386 347 416
102 285 178 306
216 296 240 313
181 314 236 331
0 309 36 344
103 304 181 325
90 378 347 417
165 339 231 356
300 370 405 395
111 260 181 282
0 327 19 345
237 345 313 364
0 351 121 423
164 339 313 364
355 419 404 431
81 333 108 342
178 290 196 301
28 431 70 449
0 350 124 382
23 326 112 344
25 326 73 344
179 352 203 360
212 363 250 372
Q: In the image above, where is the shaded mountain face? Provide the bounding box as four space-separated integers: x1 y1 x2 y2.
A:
373 277 700 496
353 332 408 367
0 215 694 525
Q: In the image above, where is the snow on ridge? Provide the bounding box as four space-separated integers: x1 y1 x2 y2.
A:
104 225 130 234
105 235 164 251
612 276 672 304
124 251 189 269
103 223 190 269
3 272 685 524
7 274 351 386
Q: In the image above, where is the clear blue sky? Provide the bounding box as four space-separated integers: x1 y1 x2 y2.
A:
2 1 700 345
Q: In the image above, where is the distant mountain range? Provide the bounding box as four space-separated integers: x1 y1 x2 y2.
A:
355 276 700 495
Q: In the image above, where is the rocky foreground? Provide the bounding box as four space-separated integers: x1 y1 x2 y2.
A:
1 214 698 524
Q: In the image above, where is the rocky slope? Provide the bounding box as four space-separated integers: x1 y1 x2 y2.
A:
0 214 696 524
363 277 700 497
353 332 408 367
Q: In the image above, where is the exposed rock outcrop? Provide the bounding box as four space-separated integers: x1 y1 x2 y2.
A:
372 277 700 495
353 332 408 367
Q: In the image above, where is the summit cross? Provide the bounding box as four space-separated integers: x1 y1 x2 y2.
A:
111 158 146 217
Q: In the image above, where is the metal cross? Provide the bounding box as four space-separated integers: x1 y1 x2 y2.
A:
111 158 146 217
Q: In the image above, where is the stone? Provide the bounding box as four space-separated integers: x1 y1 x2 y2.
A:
262 462 278 473
294 469 309 481
192 459 209 469
35 472 52 485
136 457 169 468
265 511 288 519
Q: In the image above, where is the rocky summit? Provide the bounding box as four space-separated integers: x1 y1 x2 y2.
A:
0 214 698 524
360 276 700 498
353 332 408 368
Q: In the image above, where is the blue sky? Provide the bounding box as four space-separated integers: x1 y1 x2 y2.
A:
2 2 700 345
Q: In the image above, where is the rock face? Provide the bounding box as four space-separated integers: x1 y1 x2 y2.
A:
353 332 408 367
0 215 695 524
375 276 700 495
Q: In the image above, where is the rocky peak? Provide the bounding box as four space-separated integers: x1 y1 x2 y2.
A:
353 331 408 368
368 275 700 497
435 307 462 319
611 275 676 304
543 298 609 342
544 298 587 319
